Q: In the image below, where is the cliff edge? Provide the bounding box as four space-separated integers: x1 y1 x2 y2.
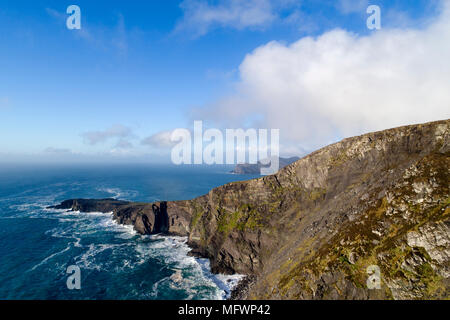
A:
52 119 449 300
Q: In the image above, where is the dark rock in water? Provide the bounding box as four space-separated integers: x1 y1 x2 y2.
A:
112 201 191 235
52 120 450 300
49 198 191 236
231 156 300 174
48 198 129 212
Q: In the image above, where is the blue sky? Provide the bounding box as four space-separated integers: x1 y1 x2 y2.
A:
0 0 447 162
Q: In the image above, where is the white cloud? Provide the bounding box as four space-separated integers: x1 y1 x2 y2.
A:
176 0 282 36
336 0 369 14
193 1 450 150
82 125 133 145
141 130 176 149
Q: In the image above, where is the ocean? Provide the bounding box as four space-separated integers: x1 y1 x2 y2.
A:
0 163 260 300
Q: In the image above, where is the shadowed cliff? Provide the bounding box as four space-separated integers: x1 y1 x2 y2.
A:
52 119 449 300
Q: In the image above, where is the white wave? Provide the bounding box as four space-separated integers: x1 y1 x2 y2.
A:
148 277 169 298
98 187 123 199
97 187 138 201
7 196 243 300
103 216 137 235
28 244 73 272
74 243 132 271
143 235 244 300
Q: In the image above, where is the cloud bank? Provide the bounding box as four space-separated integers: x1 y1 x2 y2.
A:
194 1 450 150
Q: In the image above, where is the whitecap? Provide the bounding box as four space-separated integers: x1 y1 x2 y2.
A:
96 187 138 201
28 244 73 272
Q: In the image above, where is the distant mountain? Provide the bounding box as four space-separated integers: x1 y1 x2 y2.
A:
231 156 300 174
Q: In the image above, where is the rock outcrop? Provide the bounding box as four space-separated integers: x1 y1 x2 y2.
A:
50 198 129 213
51 119 450 300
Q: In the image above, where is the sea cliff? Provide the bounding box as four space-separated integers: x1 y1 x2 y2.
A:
51 119 449 300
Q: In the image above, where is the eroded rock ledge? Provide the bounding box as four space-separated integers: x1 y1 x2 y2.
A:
51 119 450 300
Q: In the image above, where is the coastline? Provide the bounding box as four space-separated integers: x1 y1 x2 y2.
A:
108 211 247 300
48 203 246 300
48 120 450 300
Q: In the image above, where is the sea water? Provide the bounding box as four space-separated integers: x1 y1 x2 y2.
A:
0 163 260 300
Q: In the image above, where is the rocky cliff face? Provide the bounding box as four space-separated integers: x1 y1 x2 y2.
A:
53 119 449 300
